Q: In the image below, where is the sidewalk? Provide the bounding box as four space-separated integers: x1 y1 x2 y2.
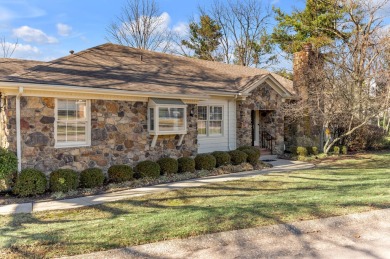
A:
65 208 390 259
0 157 314 215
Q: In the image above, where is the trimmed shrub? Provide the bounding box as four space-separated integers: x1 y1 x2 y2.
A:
333 146 340 155
177 157 195 173
50 169 79 192
0 148 17 180
195 154 216 170
135 161 160 179
80 168 105 188
312 147 319 155
240 149 260 165
211 151 231 167
237 146 261 157
157 157 178 175
13 169 47 197
108 165 134 183
296 147 308 157
341 146 348 155
228 150 248 165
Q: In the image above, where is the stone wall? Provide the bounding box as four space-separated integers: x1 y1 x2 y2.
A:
5 96 197 174
236 82 285 154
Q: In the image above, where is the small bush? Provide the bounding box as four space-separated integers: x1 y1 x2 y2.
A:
195 154 216 170
237 146 261 157
157 157 178 175
13 169 47 197
135 161 160 179
312 147 319 155
341 146 348 155
296 147 308 157
241 149 260 165
333 146 340 155
50 169 79 192
0 148 17 180
178 157 195 173
228 150 248 165
108 165 134 183
211 151 231 167
80 168 105 188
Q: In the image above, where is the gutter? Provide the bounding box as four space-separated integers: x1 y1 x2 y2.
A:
0 81 209 101
16 87 23 172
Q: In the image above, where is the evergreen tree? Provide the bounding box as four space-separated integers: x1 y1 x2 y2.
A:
181 15 222 61
272 0 346 54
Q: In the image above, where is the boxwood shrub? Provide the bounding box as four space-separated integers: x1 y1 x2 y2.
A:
240 149 260 165
211 151 231 167
333 146 340 155
13 168 47 197
177 157 195 173
157 157 178 175
135 161 160 179
228 150 248 165
108 165 134 183
341 145 348 155
195 154 216 170
296 146 308 157
0 148 17 180
50 169 79 192
80 168 105 188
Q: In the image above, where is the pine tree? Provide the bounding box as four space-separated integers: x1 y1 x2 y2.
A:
181 15 222 61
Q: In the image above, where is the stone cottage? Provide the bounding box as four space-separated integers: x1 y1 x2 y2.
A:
0 43 296 173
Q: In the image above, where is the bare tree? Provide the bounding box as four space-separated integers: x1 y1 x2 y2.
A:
1 37 18 58
285 0 390 154
106 0 172 52
203 0 275 68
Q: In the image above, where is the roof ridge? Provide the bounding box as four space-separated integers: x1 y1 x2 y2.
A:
15 43 111 78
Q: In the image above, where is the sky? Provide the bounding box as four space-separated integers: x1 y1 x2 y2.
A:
0 0 306 63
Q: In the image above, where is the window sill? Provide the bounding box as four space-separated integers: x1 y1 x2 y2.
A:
198 134 224 138
55 143 90 149
149 131 187 135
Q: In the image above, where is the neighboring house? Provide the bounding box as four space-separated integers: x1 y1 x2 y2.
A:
0 43 295 173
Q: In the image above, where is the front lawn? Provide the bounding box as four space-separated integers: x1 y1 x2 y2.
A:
1 153 389 258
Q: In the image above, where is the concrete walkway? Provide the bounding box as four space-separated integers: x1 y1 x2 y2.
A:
0 157 314 215
65 208 390 259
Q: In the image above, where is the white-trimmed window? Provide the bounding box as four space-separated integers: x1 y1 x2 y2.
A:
55 99 90 148
198 105 223 136
148 98 187 135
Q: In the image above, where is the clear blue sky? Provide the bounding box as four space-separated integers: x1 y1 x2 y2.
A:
0 0 302 63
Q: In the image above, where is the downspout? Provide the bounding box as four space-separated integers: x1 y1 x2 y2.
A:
16 87 23 172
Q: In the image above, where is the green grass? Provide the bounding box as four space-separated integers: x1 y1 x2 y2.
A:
1 153 389 258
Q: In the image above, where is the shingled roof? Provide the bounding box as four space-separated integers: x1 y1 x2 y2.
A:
0 58 45 77
3 43 294 96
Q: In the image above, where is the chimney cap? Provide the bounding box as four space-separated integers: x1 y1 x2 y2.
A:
303 43 312 52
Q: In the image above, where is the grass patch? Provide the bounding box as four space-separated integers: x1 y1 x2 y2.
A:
1 153 389 258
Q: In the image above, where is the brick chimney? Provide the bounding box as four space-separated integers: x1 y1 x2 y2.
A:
293 43 315 100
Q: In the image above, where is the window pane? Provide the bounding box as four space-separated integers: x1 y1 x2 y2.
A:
198 121 207 135
76 100 87 120
67 123 77 142
159 107 185 131
67 100 77 120
209 121 222 135
76 122 86 142
57 100 68 120
149 108 155 131
57 122 67 143
210 106 223 121
198 106 207 120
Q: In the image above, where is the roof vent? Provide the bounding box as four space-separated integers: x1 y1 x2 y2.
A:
69 50 75 55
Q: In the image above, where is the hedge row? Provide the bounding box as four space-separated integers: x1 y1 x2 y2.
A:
11 146 261 197
290 145 347 156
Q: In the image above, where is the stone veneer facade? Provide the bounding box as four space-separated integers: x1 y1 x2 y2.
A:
2 96 197 174
236 82 285 154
